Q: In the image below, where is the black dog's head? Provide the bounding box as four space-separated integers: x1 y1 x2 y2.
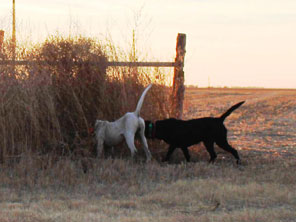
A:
144 120 154 139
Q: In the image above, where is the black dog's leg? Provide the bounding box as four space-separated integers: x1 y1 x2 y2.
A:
203 141 217 163
163 145 177 162
181 147 191 162
216 138 240 164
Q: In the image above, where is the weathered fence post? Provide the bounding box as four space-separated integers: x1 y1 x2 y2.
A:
12 0 16 62
172 33 186 119
0 30 4 52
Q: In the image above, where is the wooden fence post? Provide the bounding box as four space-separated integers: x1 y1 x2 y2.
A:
172 33 186 119
0 30 4 52
12 0 16 61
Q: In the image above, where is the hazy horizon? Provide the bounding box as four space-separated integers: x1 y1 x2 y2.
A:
1 0 295 89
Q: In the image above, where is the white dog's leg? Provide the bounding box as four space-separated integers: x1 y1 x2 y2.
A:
95 129 105 158
141 134 151 162
96 140 104 158
124 132 138 157
139 122 152 162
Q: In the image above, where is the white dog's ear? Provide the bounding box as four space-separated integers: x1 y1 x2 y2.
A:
95 120 100 130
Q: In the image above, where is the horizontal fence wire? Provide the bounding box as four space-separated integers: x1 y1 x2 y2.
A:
0 60 176 67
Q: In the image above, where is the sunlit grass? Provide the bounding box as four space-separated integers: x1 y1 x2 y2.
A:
1 35 296 221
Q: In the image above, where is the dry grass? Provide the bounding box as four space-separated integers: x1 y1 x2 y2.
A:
0 157 295 221
0 35 173 163
1 86 296 221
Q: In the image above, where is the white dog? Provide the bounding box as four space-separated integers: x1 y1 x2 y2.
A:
94 84 152 161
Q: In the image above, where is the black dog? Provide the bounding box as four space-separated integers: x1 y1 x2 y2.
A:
145 101 245 164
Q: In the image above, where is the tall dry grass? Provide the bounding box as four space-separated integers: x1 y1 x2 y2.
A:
0 79 296 221
0 35 173 164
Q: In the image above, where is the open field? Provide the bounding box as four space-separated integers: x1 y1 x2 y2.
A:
1 87 296 222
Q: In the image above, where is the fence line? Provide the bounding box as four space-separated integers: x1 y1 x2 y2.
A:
0 60 176 67
0 32 186 118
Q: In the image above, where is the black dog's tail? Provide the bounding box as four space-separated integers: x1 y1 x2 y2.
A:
219 101 245 122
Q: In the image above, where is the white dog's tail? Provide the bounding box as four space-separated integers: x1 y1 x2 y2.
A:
134 84 152 117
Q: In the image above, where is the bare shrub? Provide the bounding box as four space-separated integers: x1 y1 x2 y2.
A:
0 35 172 163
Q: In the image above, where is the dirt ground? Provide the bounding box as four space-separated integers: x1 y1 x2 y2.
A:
183 87 296 161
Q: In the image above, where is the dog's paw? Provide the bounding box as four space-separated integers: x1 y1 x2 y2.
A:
146 157 152 163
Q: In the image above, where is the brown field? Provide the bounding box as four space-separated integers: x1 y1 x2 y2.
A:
1 87 296 222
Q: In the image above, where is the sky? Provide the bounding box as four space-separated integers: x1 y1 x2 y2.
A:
0 0 296 88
